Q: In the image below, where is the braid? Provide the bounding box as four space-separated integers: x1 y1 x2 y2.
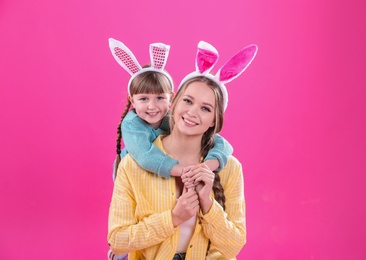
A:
114 98 132 178
116 98 131 154
212 172 225 209
200 130 226 210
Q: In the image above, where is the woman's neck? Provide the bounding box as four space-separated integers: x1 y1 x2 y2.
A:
162 131 202 166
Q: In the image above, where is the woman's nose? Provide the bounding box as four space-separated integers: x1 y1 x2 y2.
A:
187 106 198 117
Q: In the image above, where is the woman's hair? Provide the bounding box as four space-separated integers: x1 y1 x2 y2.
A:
170 76 226 209
114 70 173 175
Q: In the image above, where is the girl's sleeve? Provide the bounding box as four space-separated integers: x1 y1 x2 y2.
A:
122 112 177 178
204 134 233 170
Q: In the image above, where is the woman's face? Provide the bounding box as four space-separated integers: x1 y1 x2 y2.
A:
173 82 216 137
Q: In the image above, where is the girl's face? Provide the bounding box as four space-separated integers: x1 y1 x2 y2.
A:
130 92 172 129
173 82 216 137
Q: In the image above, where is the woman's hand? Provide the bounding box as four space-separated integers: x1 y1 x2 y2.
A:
181 163 214 214
171 187 199 227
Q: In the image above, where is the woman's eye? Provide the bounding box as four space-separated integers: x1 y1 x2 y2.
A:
183 98 192 104
202 107 211 112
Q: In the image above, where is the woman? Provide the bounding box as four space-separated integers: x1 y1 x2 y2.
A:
108 41 257 259
108 77 245 259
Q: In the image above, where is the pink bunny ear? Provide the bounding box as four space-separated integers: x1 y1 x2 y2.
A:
150 43 170 70
109 38 142 75
178 41 258 111
196 41 219 74
216 44 258 84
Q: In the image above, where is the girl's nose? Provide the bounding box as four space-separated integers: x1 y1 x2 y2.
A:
147 100 157 109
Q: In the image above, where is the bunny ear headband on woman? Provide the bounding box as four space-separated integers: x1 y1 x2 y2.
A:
108 38 174 94
178 41 258 110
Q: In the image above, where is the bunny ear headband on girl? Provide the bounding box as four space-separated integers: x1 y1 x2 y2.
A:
178 41 258 110
109 38 174 94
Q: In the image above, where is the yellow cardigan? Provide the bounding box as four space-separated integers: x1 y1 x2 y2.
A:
108 135 246 260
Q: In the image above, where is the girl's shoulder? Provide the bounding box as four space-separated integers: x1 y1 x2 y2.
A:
122 110 148 127
124 109 138 121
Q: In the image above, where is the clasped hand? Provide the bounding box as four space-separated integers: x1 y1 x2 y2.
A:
181 163 214 214
172 163 214 226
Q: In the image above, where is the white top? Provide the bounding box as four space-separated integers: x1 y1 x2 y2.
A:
176 214 197 253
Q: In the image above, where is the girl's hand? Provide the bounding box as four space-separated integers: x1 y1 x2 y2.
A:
181 166 195 189
171 164 184 177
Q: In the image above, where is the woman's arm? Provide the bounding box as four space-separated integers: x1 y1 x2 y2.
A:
201 158 246 258
183 158 246 258
108 163 175 255
108 159 200 256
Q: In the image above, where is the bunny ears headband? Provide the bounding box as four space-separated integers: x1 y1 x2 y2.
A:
178 41 258 110
109 38 174 94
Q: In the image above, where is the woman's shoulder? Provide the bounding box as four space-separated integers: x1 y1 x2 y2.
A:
226 155 242 169
218 155 243 182
118 153 140 170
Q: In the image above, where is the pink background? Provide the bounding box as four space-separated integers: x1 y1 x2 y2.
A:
1 0 366 259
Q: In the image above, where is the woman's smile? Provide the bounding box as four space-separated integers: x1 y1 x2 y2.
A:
182 117 198 126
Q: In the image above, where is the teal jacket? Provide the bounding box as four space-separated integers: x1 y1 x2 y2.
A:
120 110 233 178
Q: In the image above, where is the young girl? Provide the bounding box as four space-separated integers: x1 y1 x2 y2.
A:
109 38 233 181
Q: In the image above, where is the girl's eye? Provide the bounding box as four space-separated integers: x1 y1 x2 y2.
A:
157 96 165 100
139 97 148 101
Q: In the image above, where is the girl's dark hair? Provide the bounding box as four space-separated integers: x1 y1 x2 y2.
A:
114 70 173 176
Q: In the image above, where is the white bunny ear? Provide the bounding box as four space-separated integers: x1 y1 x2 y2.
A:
109 38 142 75
216 44 258 84
150 43 170 70
196 41 219 74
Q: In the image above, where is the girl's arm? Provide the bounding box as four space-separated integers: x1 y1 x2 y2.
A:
204 134 233 171
122 111 177 177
